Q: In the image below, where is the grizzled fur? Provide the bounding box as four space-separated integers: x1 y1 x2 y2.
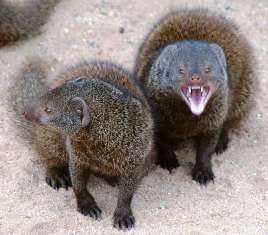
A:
0 0 61 47
134 8 257 184
11 59 155 230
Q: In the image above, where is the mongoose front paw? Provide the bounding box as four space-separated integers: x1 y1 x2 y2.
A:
192 165 215 185
45 167 72 190
157 152 180 172
113 208 135 230
77 202 102 220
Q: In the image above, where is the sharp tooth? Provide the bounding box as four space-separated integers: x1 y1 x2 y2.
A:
188 87 191 94
201 86 204 93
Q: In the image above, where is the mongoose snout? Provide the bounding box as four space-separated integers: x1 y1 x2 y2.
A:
179 76 216 116
22 105 43 124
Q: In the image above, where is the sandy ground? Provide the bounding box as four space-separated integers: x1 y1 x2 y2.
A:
0 0 268 234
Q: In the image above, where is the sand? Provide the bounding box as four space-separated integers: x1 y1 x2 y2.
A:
0 0 267 234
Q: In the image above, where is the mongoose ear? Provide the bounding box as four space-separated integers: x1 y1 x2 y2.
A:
67 76 88 86
210 43 227 68
70 97 91 127
153 44 178 83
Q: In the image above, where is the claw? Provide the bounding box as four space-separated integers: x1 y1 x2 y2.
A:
78 203 102 220
113 209 135 230
192 166 215 185
45 167 72 190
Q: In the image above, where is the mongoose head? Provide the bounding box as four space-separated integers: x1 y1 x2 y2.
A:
151 40 228 115
22 77 91 134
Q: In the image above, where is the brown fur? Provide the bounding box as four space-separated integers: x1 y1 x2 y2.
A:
134 8 257 184
0 0 61 47
54 61 145 99
11 59 156 230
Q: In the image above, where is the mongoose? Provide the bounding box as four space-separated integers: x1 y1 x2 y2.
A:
0 0 61 47
12 59 155 229
134 8 256 184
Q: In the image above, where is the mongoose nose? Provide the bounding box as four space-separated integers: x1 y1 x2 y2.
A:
190 74 202 85
22 111 28 119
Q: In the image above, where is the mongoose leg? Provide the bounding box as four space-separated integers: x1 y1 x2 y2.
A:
215 128 229 155
92 172 118 187
101 175 118 187
45 165 72 190
69 158 101 220
192 131 219 185
157 142 179 172
113 173 139 229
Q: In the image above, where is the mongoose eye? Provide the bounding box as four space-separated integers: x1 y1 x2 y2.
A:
44 106 52 114
179 68 185 74
76 109 82 115
205 66 211 73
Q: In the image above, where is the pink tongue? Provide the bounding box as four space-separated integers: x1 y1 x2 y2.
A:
191 89 202 104
188 89 206 115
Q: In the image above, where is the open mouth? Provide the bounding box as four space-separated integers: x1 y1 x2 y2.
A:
180 85 212 115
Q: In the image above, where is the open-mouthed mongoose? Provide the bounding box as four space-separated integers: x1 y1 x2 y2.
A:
134 8 256 184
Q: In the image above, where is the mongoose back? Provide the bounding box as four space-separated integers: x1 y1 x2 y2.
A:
13 59 155 230
0 0 61 47
134 8 256 184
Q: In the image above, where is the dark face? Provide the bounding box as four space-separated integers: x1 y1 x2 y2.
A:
22 77 91 134
151 40 228 115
